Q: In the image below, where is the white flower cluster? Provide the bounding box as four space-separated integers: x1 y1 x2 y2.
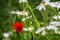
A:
35 27 45 34
19 0 27 3
3 21 60 37
23 25 34 32
35 21 60 36
21 15 32 22
36 0 60 11
36 0 50 11
10 10 29 16
3 33 10 38
53 15 60 20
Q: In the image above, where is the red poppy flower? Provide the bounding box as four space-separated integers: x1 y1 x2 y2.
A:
13 22 24 32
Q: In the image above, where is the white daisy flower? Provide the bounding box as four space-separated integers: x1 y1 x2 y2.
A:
21 15 32 21
28 26 34 32
10 10 20 16
36 0 50 11
53 15 60 20
10 11 16 14
56 2 60 8
54 30 58 34
42 31 46 36
36 4 46 11
53 15 58 20
16 10 21 16
57 31 60 34
10 10 29 16
19 11 29 16
35 29 42 34
49 2 57 7
23 28 28 31
55 31 60 34
40 27 46 31
50 21 60 26
35 27 46 34
42 0 50 4
23 26 34 32
56 2 60 13
3 33 10 38
46 25 57 30
26 15 32 19
42 0 50 2
21 18 26 21
19 0 27 3
30 22 32 24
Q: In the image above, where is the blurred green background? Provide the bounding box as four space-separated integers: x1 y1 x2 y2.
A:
0 0 60 40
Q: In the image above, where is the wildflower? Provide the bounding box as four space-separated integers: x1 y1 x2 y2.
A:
27 25 34 32
54 30 58 34
30 22 32 24
19 0 27 3
57 31 60 34
3 33 10 38
56 2 60 8
10 10 20 16
21 18 26 22
53 15 60 20
56 2 60 13
36 0 50 11
50 21 60 26
36 4 46 11
19 11 29 16
42 31 46 36
42 0 50 2
35 29 42 34
23 28 28 31
49 2 57 7
46 25 57 30
10 11 16 14
26 15 32 19
35 27 46 34
10 10 29 16
23 26 34 32
13 22 24 32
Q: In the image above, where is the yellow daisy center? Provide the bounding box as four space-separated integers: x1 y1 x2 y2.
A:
21 11 25 14
42 2 46 6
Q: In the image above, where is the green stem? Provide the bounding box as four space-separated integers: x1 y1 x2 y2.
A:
40 11 47 26
52 8 59 21
32 31 38 40
23 2 25 11
26 2 40 28
47 6 58 21
46 35 51 40
45 9 49 26
13 15 16 25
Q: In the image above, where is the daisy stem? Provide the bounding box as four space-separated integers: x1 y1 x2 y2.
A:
52 8 59 21
47 6 58 21
40 11 47 26
26 2 40 40
23 2 25 11
13 15 16 25
26 2 40 28
23 2 29 40
46 35 51 40
45 9 49 25
32 31 38 40
40 9 49 26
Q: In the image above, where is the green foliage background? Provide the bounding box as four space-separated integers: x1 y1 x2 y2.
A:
0 0 60 40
